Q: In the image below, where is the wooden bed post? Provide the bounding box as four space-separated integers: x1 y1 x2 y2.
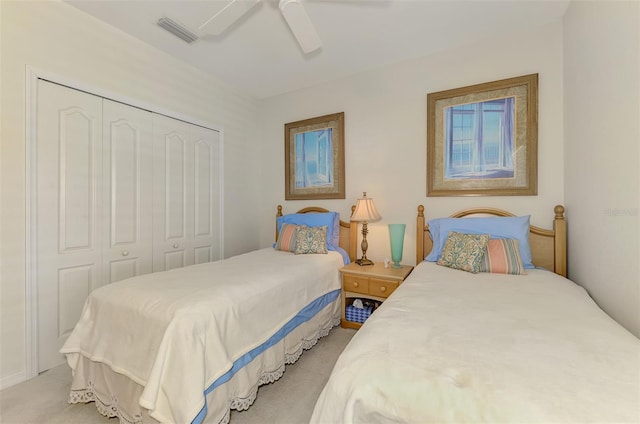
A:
553 205 567 277
416 205 425 265
276 205 283 242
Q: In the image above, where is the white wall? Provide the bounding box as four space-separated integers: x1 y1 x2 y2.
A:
0 0 260 387
563 0 640 337
257 22 565 267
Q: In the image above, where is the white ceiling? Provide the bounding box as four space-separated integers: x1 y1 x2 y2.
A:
66 0 570 99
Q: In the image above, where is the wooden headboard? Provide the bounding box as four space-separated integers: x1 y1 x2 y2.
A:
416 205 567 277
276 205 358 262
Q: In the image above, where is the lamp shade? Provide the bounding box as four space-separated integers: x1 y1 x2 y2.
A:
351 192 381 222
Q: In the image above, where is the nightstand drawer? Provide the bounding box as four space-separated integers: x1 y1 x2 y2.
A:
369 278 399 298
340 262 413 330
343 275 369 294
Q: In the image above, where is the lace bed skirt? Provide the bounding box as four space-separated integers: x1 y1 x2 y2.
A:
67 298 341 424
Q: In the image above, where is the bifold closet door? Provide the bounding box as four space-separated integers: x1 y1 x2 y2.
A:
36 80 104 372
35 80 221 372
152 114 221 271
102 100 153 283
36 84 156 372
191 124 221 265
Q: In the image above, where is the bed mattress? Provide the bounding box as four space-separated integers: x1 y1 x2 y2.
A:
62 248 344 423
311 261 640 423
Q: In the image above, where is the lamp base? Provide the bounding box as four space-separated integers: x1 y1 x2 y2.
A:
355 258 374 266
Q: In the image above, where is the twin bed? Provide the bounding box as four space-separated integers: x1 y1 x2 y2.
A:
62 206 356 424
63 204 640 423
311 205 640 423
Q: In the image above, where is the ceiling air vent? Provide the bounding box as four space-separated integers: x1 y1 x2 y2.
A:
157 17 199 44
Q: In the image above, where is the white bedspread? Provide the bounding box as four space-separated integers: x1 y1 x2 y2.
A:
62 248 343 424
311 262 640 423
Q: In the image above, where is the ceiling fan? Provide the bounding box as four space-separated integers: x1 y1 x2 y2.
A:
158 0 322 54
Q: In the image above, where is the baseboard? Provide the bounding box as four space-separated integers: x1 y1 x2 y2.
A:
0 370 27 390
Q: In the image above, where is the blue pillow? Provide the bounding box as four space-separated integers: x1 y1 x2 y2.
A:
424 215 534 269
276 212 350 264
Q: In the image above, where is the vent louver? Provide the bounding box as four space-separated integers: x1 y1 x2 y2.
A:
157 17 199 44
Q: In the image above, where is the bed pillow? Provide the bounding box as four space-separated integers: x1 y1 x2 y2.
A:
276 211 350 264
274 223 302 252
295 225 328 255
478 238 527 275
437 231 490 273
425 215 534 269
277 212 338 249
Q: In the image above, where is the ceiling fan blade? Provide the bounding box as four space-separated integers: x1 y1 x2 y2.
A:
279 0 322 54
199 0 261 35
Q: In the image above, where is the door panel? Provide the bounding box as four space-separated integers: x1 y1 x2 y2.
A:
102 100 153 284
153 115 193 271
152 116 221 270
164 250 186 271
111 122 137 244
191 125 221 264
58 265 93 338
59 108 96 252
37 80 103 372
195 139 212 238
165 132 188 240
194 246 212 264
109 258 139 284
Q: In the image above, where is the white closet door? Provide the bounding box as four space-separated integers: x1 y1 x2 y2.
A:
36 80 103 372
152 115 221 271
102 100 154 283
190 125 221 264
152 115 194 271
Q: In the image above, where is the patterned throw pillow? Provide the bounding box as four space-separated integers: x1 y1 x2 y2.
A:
478 238 527 275
437 231 490 273
295 226 328 255
274 223 302 252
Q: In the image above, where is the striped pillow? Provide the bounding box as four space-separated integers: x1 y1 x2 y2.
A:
478 239 527 275
275 223 302 252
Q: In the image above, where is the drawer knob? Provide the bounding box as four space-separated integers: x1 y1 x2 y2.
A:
173 243 179 248
379 286 387 292
352 282 359 288
122 251 129 257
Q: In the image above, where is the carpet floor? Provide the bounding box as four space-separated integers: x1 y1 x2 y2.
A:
0 327 355 424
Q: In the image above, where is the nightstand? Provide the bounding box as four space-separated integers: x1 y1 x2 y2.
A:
340 262 413 329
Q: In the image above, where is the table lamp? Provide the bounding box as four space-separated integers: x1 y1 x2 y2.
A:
351 192 381 266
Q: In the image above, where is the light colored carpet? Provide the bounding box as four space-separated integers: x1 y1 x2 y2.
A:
0 327 355 424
